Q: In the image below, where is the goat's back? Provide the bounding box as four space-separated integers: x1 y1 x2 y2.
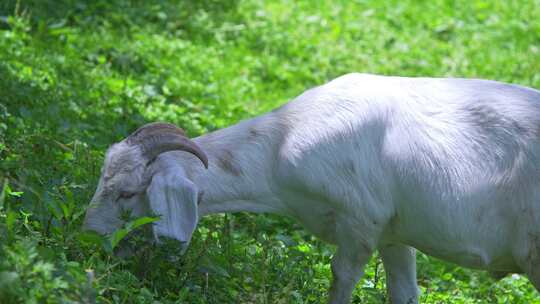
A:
273 73 540 271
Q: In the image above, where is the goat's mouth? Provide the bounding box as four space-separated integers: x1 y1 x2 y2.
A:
114 232 190 261
82 223 117 236
112 226 154 258
113 234 144 258
153 234 190 255
114 242 136 258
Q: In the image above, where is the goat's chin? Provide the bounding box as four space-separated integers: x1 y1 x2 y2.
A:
153 233 191 255
114 244 135 259
179 241 189 255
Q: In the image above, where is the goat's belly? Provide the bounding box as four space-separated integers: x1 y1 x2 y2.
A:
389 213 519 272
408 240 518 271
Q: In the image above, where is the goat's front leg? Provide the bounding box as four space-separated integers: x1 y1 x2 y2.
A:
379 243 418 304
328 245 373 304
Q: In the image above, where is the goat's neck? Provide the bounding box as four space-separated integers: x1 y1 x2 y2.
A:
186 114 288 217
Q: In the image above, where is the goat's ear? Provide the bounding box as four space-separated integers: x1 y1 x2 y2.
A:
146 171 199 248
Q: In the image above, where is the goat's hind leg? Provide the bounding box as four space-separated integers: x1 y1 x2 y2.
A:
527 269 540 292
524 256 540 292
523 238 540 292
516 229 540 292
379 243 419 304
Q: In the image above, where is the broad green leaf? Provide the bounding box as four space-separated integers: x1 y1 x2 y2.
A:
109 228 129 250
5 210 17 233
77 231 105 247
108 216 159 250
45 200 64 221
0 178 6 209
125 216 160 231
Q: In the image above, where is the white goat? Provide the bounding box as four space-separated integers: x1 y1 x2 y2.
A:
83 73 540 303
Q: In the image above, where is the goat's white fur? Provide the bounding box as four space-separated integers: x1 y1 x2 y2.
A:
85 73 540 304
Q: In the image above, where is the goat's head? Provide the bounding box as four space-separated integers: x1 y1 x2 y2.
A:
82 122 208 250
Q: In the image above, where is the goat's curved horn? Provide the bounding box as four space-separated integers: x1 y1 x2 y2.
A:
126 122 208 168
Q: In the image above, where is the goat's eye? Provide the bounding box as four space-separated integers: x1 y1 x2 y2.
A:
118 192 136 200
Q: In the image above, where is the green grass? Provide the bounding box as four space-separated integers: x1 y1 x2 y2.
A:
1 0 540 303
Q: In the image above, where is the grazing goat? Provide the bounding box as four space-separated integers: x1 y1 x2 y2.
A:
83 73 540 303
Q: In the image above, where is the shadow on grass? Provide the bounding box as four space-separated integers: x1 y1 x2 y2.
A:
0 0 239 40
